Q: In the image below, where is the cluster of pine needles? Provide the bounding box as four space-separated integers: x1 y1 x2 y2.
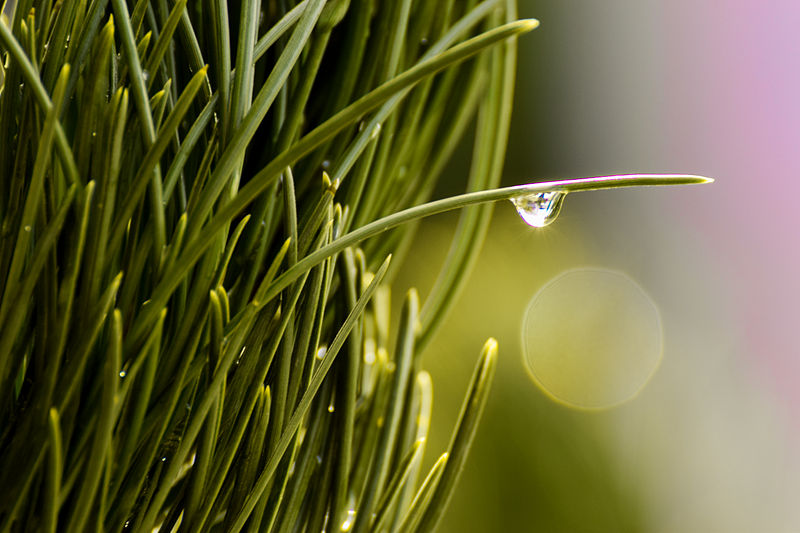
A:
0 0 535 531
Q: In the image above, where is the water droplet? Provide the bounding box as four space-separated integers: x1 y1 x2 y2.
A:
142 70 150 82
363 339 376 364
510 191 567 228
316 454 323 464
340 507 356 531
124 521 130 528
316 346 327 360
420 37 429 46
321 159 331 170
23 225 31 232
371 123 381 139
91 131 96 137
327 403 335 413
119 370 126 378
161 456 167 462
521 268 663 409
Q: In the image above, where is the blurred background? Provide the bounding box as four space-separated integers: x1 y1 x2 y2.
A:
395 1 800 531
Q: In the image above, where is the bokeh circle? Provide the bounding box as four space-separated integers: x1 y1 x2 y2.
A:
522 268 664 409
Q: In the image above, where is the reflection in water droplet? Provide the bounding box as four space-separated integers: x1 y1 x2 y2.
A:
364 338 376 364
119 370 126 378
321 159 331 169
161 456 167 462
521 268 663 409
328 403 335 413
340 508 356 531
340 494 357 531
23 225 31 232
316 346 327 360
510 191 567 227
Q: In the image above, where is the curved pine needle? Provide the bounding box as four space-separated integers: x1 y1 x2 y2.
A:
393 370 434 527
396 453 449 533
44 409 63 533
372 439 426 533
261 174 713 303
416 338 499 532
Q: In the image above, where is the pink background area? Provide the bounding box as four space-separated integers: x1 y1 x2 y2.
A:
660 0 800 412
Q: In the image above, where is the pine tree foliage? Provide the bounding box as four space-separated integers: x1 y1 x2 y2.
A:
0 0 712 530
0 0 530 530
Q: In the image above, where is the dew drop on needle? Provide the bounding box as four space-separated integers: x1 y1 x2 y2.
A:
510 191 567 228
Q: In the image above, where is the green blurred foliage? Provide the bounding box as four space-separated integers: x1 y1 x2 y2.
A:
394 210 648 532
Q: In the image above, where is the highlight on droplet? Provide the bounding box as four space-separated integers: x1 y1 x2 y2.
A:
510 191 567 227
521 268 663 409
